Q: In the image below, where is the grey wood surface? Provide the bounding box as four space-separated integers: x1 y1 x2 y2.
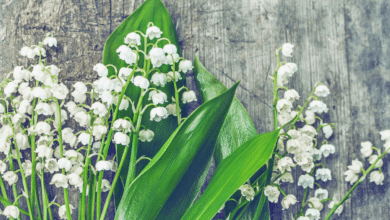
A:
1 0 390 219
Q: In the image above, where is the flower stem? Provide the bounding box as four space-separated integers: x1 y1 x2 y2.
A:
172 59 182 125
99 146 130 220
54 99 72 220
30 97 38 218
125 113 143 189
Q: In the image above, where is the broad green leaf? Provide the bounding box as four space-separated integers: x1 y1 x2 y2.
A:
193 55 257 167
181 130 279 220
194 56 270 218
115 83 239 220
102 0 185 204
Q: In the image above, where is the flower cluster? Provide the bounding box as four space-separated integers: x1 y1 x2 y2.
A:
0 23 195 219
228 43 337 220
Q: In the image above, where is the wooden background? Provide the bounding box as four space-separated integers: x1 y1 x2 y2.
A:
1 0 390 219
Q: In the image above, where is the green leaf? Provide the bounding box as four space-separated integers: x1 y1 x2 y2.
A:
115 83 239 220
194 56 270 218
102 0 186 203
193 55 257 167
180 130 279 220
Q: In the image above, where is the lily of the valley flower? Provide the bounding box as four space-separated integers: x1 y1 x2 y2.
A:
3 205 20 219
59 204 75 219
314 85 330 97
281 194 297 210
96 161 113 171
58 158 73 172
116 45 137 65
150 107 169 122
113 132 130 146
281 43 294 57
238 184 255 201
50 173 68 188
369 170 384 185
132 75 150 89
178 60 193 73
139 129 155 142
298 174 314 188
150 73 168 87
3 171 18 185
182 90 197 103
124 32 141 46
360 141 373 158
146 26 163 40
264 185 280 203
315 168 332 182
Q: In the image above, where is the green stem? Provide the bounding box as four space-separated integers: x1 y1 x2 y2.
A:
232 202 251 220
35 189 43 220
125 113 144 188
172 58 182 125
99 146 130 220
324 146 390 220
41 162 48 220
96 69 136 219
30 97 38 218
54 99 72 220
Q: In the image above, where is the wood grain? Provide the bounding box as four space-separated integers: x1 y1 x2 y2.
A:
1 0 390 219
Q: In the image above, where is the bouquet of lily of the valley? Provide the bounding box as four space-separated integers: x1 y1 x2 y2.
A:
0 0 389 220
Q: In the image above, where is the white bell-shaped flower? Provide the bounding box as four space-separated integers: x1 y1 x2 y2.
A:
281 43 294 57
74 111 91 127
298 174 314 188
166 53 179 65
314 85 330 97
139 129 154 142
93 125 108 140
167 71 182 82
51 83 69 100
151 73 168 87
113 132 130 146
91 102 108 117
59 204 75 219
238 184 255 201
3 205 20 219
347 159 364 173
315 168 332 182
281 194 297 210
116 45 137 65
113 119 132 133
149 48 167 68
15 133 30 150
4 81 18 97
360 141 373 158
370 170 384 185
119 67 132 80
3 171 18 185
344 170 359 185
62 128 78 148
93 63 108 77
34 122 51 135
45 158 59 174
124 32 141 46
78 132 91 145
21 46 38 59
32 87 49 100
0 161 7 174
150 107 168 122
182 90 197 103
307 197 323 211
73 82 88 94
43 36 57 47
36 102 54 116
50 173 68 188
67 173 83 188
309 100 328 114
119 98 130 111
284 89 300 103
322 124 333 139
276 99 293 113
58 158 73 172
320 144 335 157
35 145 53 159
368 154 383 168
264 185 280 203
96 161 113 171
314 188 328 200
132 75 150 89
178 60 193 73
277 157 295 173
101 179 112 192
163 44 177 55
146 26 163 40
166 103 179 116
148 90 168 105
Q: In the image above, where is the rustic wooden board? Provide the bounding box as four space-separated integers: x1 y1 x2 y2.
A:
1 0 390 219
